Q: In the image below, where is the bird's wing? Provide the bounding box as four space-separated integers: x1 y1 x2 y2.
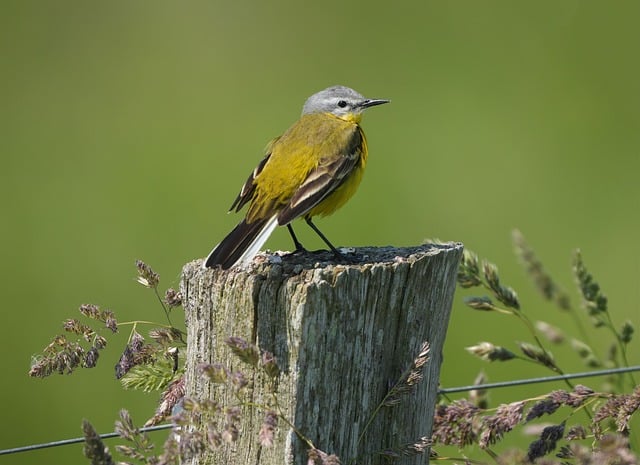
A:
277 127 363 225
229 137 280 212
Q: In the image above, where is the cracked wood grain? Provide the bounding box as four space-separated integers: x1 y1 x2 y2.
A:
181 243 463 465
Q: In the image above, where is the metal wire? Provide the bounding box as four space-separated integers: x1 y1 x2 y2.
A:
0 424 173 456
438 365 640 394
2 364 640 456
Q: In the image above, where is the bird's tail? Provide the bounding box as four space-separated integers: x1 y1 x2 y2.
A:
203 216 278 270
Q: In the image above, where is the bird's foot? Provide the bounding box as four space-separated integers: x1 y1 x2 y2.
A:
283 247 361 265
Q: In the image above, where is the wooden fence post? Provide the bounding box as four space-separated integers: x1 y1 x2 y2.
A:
180 243 463 465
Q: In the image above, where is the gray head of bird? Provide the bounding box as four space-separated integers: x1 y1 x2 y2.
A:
301 85 389 119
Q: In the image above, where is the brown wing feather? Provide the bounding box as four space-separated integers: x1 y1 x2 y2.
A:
229 137 280 212
277 128 363 225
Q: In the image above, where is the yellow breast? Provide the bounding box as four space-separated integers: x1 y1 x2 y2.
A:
247 112 367 221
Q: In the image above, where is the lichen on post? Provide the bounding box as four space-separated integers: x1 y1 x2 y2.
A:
181 243 463 465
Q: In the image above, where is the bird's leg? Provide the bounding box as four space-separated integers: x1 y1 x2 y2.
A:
304 217 349 261
287 224 307 253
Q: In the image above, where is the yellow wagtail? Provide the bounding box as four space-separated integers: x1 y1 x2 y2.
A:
204 85 389 269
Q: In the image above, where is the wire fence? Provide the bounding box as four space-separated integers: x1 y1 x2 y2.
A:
2 364 639 457
0 424 173 456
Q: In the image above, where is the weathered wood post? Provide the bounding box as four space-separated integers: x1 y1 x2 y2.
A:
181 243 463 465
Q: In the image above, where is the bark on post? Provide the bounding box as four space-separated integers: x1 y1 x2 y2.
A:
181 243 463 465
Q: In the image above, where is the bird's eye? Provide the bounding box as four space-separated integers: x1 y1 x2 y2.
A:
337 100 348 108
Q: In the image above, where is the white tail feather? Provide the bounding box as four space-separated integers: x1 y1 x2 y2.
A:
234 216 278 268
202 216 279 270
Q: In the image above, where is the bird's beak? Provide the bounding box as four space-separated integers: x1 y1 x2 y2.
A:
360 98 390 109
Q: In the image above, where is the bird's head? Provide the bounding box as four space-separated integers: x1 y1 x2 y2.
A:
302 85 389 123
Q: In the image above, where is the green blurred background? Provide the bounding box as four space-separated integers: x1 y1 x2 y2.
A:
2 1 639 463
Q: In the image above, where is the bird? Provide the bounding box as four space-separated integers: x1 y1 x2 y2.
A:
203 85 389 270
